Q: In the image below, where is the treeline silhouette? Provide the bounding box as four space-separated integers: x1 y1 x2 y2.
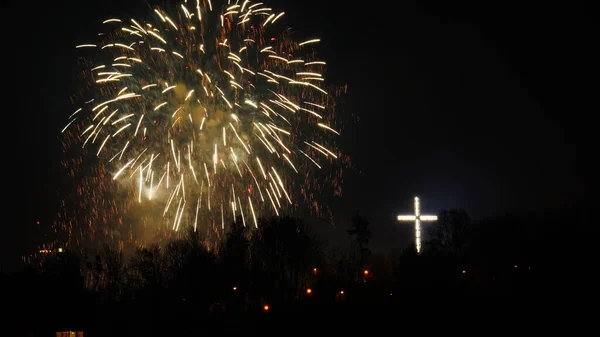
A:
4 207 596 336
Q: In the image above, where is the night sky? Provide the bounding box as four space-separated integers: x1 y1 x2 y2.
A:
3 0 591 271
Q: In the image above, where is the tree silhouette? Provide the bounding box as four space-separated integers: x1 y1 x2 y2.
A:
219 218 251 311
128 243 165 297
100 244 126 301
83 244 125 300
347 211 371 269
162 228 219 310
15 207 589 337
250 216 321 307
325 247 353 292
427 209 472 261
221 218 251 287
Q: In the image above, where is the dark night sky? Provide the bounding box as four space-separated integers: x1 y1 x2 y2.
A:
2 0 591 271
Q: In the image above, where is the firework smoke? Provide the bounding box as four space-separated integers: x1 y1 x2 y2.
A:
59 0 346 248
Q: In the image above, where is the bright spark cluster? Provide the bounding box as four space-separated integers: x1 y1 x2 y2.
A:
62 0 342 239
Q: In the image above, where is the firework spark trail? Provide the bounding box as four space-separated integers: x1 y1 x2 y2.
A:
62 0 345 241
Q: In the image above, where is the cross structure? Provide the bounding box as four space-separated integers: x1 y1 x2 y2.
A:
397 196 438 254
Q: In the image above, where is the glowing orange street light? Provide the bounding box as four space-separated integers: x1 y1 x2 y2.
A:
232 286 237 291
363 269 369 276
339 290 344 295
313 267 317 274
263 305 270 312
306 288 312 294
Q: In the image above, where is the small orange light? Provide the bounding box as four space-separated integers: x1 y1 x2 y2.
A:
340 290 344 294
462 270 466 274
514 265 518 268
232 286 237 291
363 269 369 275
263 305 269 311
313 267 317 274
306 288 312 294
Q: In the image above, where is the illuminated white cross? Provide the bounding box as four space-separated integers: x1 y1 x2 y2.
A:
397 196 438 254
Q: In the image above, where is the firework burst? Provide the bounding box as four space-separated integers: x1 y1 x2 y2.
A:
61 0 344 244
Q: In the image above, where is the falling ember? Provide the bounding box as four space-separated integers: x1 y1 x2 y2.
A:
61 0 345 243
